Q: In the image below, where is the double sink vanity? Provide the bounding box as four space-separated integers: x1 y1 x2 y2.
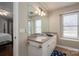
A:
27 32 57 56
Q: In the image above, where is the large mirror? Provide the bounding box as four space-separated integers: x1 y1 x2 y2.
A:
26 3 49 36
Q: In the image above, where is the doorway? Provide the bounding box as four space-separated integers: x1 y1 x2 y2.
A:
0 2 13 56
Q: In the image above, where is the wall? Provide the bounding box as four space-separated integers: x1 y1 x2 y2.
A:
0 18 4 32
49 3 79 49
42 16 49 32
0 18 8 33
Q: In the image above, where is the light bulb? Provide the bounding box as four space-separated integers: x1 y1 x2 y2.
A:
43 13 46 16
40 11 43 16
0 12 3 15
35 11 38 14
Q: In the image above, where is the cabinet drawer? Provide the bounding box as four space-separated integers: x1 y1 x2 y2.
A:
27 40 42 48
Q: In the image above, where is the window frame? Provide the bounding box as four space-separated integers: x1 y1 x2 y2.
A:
27 20 32 36
60 11 79 40
35 19 42 33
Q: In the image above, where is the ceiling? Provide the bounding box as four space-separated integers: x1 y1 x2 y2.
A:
0 2 13 19
0 2 78 18
40 2 78 12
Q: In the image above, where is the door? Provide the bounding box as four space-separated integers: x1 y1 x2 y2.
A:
13 2 19 56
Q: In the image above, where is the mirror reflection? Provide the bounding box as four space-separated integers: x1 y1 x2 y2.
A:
27 3 49 36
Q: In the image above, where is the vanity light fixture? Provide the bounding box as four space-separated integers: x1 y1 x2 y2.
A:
0 9 9 16
35 7 46 16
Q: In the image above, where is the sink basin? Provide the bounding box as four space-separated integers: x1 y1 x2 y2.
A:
35 36 47 42
27 36 48 43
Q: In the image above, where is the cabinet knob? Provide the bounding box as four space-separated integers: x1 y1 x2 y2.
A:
47 45 49 47
14 36 16 39
38 45 42 48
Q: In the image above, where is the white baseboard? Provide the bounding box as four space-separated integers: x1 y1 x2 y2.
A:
57 45 79 52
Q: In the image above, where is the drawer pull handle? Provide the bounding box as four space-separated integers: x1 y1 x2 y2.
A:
38 45 42 48
27 42 30 44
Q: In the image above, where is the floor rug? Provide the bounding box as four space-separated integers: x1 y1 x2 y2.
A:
51 50 66 56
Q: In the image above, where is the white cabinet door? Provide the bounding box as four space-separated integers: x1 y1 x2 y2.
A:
27 41 42 56
28 45 42 56
47 36 57 56
47 39 55 56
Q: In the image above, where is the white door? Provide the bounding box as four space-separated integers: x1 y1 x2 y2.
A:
13 2 19 56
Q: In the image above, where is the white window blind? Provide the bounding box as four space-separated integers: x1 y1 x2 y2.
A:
35 19 41 33
61 12 79 40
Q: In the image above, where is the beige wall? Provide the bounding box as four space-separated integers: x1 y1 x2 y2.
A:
49 3 79 49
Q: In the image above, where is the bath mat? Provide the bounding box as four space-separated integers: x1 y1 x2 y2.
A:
51 50 66 56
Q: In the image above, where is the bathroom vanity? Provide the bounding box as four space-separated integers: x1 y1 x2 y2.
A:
27 33 57 56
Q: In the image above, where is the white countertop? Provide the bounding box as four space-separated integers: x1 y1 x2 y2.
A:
27 36 50 43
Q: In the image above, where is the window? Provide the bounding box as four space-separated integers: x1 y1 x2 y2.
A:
35 19 41 33
61 12 79 40
27 20 31 35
